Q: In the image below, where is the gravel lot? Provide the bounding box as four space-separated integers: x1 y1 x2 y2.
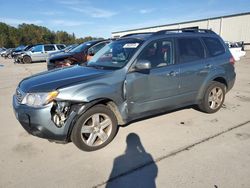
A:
0 54 250 188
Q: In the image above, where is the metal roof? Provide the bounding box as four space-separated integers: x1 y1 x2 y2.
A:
112 12 250 34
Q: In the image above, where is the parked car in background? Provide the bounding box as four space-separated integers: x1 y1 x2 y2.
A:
48 44 78 58
13 28 236 151
1 48 14 58
20 44 66 64
0 47 6 52
225 41 246 61
47 40 110 70
12 45 34 62
0 48 6 56
11 45 25 57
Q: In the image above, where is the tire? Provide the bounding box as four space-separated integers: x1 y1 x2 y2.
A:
198 81 226 113
71 105 118 151
23 55 32 64
8 54 12 59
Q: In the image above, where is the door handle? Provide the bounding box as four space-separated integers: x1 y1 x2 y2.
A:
167 71 178 77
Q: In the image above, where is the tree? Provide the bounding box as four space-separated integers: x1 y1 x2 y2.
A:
0 22 103 48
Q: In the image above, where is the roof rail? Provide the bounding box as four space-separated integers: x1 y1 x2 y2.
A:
153 28 215 35
120 32 153 38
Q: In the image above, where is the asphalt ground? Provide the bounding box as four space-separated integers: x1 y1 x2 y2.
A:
0 54 250 188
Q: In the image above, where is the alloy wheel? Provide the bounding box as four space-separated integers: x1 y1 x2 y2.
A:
80 113 112 146
208 87 224 110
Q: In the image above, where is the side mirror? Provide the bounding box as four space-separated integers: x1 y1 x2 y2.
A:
135 60 151 71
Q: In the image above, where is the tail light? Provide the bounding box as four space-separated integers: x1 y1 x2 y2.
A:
230 56 235 65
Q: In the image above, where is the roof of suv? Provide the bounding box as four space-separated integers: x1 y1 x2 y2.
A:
119 28 218 41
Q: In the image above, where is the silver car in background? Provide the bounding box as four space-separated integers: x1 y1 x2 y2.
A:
20 44 65 64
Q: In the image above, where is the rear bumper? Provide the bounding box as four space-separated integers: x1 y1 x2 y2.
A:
227 72 236 92
12 96 75 142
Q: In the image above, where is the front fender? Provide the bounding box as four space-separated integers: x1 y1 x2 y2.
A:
57 81 124 104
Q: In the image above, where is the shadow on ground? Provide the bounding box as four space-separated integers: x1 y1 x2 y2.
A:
106 133 158 188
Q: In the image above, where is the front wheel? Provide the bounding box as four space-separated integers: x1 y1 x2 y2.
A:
198 81 226 113
71 105 118 151
23 55 32 64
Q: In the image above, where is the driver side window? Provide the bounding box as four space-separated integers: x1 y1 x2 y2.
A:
137 39 173 68
32 45 43 53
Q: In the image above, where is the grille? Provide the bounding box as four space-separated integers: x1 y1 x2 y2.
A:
16 88 25 104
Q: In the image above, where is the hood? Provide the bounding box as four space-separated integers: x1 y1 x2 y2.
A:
49 52 73 61
19 65 113 92
49 51 63 57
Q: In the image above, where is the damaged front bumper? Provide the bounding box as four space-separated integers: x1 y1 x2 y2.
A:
12 95 80 142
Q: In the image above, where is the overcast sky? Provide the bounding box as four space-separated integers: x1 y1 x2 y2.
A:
0 0 250 38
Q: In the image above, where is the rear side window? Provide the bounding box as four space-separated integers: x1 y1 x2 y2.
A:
202 37 225 57
177 37 205 63
44 45 56 51
56 45 65 50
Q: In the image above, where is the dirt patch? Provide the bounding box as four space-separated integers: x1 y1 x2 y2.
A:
12 142 39 156
235 133 250 140
179 120 193 126
221 103 240 112
235 95 250 102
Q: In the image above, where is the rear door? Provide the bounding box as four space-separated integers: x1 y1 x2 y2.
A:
43 45 57 60
126 38 181 115
176 37 209 103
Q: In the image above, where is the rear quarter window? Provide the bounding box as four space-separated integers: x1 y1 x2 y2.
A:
202 37 225 57
44 45 56 51
56 45 65 50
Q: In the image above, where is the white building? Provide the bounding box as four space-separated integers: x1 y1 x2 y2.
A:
112 12 250 50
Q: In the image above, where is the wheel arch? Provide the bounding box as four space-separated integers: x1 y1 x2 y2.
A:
22 54 32 63
213 77 228 88
197 75 228 103
67 98 125 142
86 98 125 125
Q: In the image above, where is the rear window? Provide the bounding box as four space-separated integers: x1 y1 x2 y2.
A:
56 45 65 50
177 37 205 63
44 45 56 51
202 37 225 57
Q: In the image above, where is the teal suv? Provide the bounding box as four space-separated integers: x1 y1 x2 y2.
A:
13 29 236 151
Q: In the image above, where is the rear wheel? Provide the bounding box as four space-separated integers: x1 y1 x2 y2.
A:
23 55 32 64
198 81 226 113
71 105 118 151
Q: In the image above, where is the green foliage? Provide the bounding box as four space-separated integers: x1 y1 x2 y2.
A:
0 22 103 48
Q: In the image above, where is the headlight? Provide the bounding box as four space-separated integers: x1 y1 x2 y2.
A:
21 91 59 107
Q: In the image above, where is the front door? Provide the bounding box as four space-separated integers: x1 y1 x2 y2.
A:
126 39 180 116
30 45 44 61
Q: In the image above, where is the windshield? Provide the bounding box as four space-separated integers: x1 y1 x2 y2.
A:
15 46 25 51
64 44 78 52
70 41 96 53
87 39 142 69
